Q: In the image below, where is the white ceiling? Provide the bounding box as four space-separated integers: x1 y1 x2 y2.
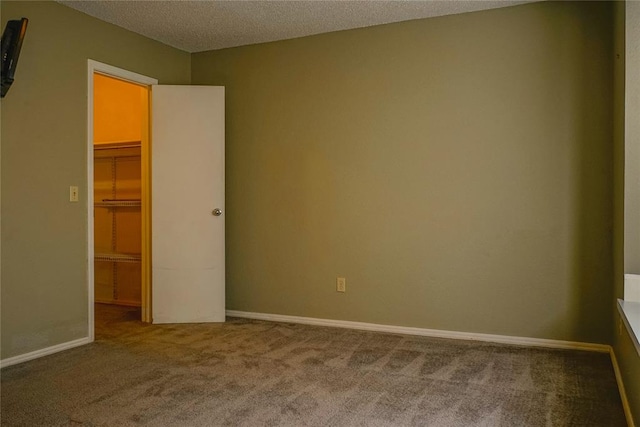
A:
58 1 534 53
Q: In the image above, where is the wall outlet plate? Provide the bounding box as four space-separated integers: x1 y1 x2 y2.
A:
337 277 346 292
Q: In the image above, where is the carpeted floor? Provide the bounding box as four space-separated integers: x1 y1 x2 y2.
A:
0 304 627 426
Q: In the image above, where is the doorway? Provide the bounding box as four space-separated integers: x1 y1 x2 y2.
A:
93 74 146 312
87 61 157 339
87 61 226 340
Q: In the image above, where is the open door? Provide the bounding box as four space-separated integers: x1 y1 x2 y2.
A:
151 85 225 323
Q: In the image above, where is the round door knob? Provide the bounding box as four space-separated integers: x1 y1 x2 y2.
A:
212 208 223 216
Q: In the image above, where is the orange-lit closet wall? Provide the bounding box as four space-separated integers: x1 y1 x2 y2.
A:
94 74 146 144
93 74 148 308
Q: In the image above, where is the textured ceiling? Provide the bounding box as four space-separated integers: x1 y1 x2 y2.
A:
58 1 535 53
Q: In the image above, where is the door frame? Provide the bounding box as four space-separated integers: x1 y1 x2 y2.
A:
86 60 157 340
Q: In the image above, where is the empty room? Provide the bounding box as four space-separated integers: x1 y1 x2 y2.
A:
1 0 639 425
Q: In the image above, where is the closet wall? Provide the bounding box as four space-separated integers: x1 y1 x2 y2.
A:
93 74 148 306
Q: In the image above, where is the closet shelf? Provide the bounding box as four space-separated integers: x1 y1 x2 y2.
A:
95 253 141 263
95 199 141 208
94 141 141 150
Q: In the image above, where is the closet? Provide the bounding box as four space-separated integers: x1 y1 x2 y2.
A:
94 143 141 305
93 74 148 308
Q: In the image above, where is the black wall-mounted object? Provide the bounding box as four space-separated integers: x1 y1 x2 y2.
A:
1 18 28 98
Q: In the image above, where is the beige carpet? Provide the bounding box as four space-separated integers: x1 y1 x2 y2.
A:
0 304 626 426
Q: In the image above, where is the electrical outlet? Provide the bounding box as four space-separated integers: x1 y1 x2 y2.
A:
337 277 346 293
69 186 79 202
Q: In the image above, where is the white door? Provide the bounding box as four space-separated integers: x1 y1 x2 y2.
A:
151 85 225 323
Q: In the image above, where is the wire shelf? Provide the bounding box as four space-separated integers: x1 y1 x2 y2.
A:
95 199 141 208
95 253 142 263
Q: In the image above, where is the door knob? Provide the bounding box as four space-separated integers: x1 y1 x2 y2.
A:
212 208 223 216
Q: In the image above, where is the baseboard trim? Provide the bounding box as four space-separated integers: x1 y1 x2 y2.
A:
0 337 92 369
226 310 611 353
610 348 636 427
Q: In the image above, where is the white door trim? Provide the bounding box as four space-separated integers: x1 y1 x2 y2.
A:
86 60 158 341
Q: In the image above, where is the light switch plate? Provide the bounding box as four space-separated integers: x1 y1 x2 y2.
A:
69 186 79 202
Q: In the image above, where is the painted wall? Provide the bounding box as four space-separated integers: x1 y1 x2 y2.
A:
624 0 640 276
0 1 190 360
93 74 146 144
192 1 614 344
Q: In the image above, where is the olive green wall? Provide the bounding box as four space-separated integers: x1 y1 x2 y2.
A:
624 0 640 276
613 1 625 314
192 1 614 343
0 1 190 359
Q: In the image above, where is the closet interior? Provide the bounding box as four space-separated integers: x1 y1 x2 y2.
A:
94 143 142 306
93 73 148 311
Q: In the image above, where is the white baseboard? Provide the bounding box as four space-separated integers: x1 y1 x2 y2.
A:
0 337 92 369
226 310 611 353
610 348 636 427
